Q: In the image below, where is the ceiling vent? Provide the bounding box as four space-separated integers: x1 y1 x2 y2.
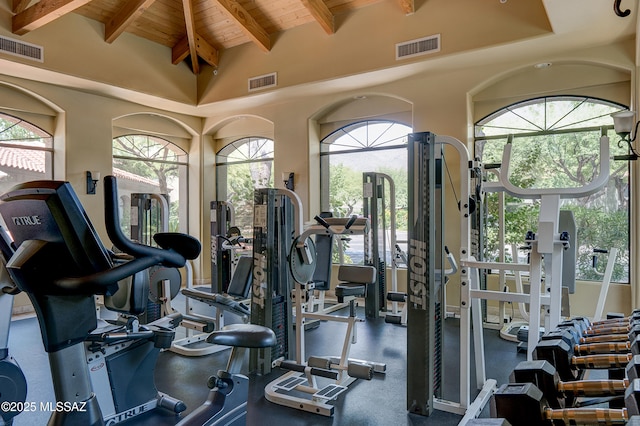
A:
0 35 43 62
396 34 440 60
248 72 277 92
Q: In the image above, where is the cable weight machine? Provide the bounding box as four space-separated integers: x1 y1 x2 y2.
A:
250 188 296 375
363 172 401 320
406 132 498 423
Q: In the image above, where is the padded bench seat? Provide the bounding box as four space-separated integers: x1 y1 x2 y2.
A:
334 265 376 303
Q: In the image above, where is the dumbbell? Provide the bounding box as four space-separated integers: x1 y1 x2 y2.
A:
586 310 640 328
535 337 640 382
565 311 639 327
492 379 640 426
512 360 630 409
540 326 640 357
561 316 640 339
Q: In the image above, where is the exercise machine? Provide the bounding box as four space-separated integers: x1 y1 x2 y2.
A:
306 212 351 317
425 128 608 423
258 188 386 416
130 192 226 358
0 177 275 426
172 201 254 357
363 172 398 319
0 226 27 426
181 255 253 323
0 179 194 425
210 200 235 295
249 188 296 375
175 323 276 426
478 131 608 359
406 132 452 417
385 246 458 326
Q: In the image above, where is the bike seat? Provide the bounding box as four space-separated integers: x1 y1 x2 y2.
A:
206 324 276 348
153 233 202 260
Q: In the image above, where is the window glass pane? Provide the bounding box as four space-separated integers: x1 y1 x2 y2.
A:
113 135 187 236
321 120 411 264
0 114 53 148
322 121 409 153
218 137 273 164
216 137 274 237
475 97 629 283
0 113 52 195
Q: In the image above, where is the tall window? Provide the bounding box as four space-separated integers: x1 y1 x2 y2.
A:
112 135 188 235
216 137 274 236
475 96 629 282
320 120 412 263
0 112 53 194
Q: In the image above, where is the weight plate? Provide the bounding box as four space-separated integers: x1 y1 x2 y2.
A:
148 266 182 302
289 237 316 284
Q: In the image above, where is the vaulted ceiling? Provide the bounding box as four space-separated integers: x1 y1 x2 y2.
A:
10 0 414 74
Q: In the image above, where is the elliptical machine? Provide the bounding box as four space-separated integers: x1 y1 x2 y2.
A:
0 176 275 426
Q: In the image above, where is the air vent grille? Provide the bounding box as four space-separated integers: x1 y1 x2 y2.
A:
0 36 43 62
248 72 277 92
396 34 440 60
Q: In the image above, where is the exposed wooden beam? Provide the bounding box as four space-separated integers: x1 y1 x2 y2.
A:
397 0 414 15
212 0 271 52
194 34 219 67
12 0 93 35
182 0 199 74
172 34 219 69
172 36 190 64
12 0 31 14
300 0 334 35
105 0 158 44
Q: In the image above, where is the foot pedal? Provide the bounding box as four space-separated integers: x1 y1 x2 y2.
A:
273 375 307 391
313 384 348 400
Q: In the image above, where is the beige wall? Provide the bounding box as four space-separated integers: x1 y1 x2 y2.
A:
0 4 637 317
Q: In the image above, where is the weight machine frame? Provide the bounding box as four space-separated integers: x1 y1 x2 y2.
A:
408 130 609 424
363 172 400 319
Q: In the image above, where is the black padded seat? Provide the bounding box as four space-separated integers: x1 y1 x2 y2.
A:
206 324 276 348
335 283 366 301
334 265 376 303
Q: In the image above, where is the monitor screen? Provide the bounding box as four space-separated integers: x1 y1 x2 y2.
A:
0 180 112 276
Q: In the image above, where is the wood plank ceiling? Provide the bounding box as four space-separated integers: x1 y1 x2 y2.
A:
10 0 415 74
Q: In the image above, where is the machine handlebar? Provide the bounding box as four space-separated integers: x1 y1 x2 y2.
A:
500 134 610 200
314 215 330 229
345 215 357 229
104 176 200 269
49 176 203 295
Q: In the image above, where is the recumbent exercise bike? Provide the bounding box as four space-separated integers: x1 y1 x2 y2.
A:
0 176 275 426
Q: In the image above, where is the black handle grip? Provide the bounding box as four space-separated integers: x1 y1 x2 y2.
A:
54 256 159 293
345 215 357 229
314 215 330 229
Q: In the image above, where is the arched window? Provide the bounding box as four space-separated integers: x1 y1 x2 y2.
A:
320 120 412 263
0 112 53 194
216 137 274 236
475 96 629 282
112 135 188 237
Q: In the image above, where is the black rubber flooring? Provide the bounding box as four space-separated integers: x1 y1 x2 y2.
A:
7 302 524 426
